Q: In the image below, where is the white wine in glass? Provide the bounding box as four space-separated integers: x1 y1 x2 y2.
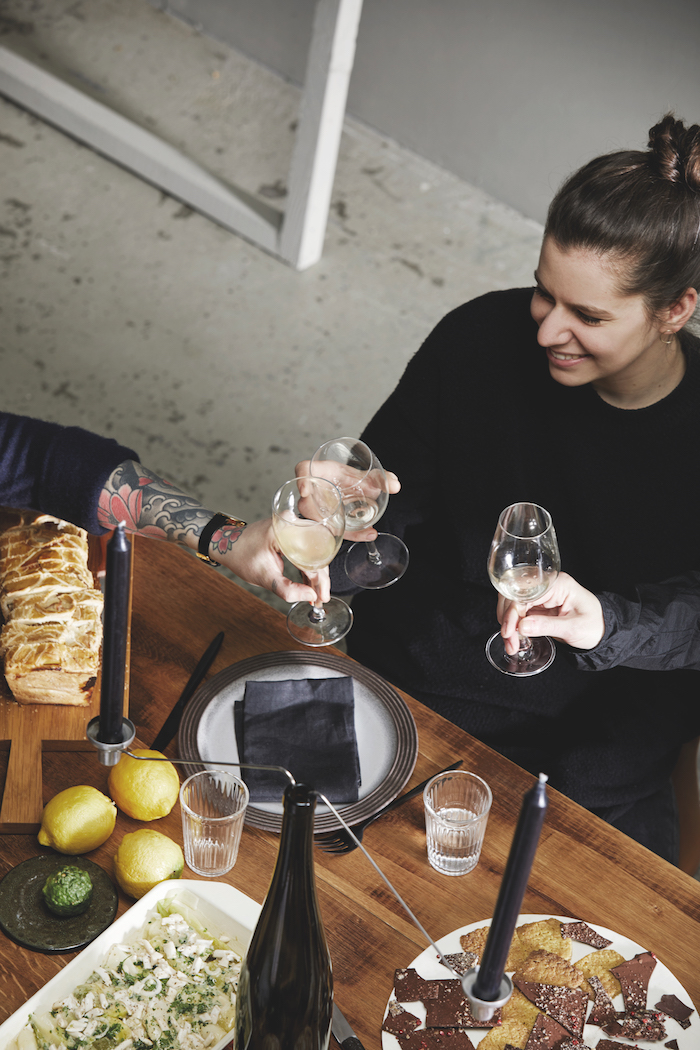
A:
485 502 560 676
310 436 409 589
272 476 353 647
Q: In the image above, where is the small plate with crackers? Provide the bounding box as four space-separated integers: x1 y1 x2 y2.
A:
382 914 696 1049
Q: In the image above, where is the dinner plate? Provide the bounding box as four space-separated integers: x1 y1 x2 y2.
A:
178 650 418 833
0 880 261 1050
0 855 118 953
382 914 697 1049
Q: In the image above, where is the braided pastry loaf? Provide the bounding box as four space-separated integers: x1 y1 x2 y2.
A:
0 515 103 705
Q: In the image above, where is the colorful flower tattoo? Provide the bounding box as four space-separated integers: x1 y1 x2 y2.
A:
98 460 213 543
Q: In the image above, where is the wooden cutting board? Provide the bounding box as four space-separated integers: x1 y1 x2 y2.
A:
0 516 132 833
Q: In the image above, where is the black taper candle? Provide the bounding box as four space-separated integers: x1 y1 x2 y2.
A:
473 773 548 1001
98 522 132 744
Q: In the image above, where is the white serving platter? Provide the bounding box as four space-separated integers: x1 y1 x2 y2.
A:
381 913 698 1049
0 879 261 1050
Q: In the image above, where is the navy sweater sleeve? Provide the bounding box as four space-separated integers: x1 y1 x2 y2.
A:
0 412 138 534
571 572 700 672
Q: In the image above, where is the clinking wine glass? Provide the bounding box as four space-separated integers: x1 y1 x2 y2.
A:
309 436 409 589
272 475 353 647
485 502 561 677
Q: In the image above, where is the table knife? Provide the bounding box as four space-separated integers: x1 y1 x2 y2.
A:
332 1003 366 1050
151 631 224 752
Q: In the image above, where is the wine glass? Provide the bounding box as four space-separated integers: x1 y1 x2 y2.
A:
272 476 353 647
309 437 409 589
485 502 561 676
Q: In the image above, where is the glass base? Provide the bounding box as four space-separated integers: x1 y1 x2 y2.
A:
344 533 409 589
286 598 353 647
485 632 555 677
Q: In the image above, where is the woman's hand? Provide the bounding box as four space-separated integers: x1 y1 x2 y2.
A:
294 458 401 542
498 572 605 654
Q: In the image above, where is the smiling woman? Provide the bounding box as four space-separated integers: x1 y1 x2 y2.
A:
532 114 700 408
531 241 695 408
332 112 700 867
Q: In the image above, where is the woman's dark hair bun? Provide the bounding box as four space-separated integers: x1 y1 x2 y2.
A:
545 111 700 314
648 113 700 192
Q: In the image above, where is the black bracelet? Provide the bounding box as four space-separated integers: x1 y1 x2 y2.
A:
196 513 247 566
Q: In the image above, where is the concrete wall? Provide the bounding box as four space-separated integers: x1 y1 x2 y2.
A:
151 0 700 225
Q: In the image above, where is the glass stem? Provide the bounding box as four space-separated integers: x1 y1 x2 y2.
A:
309 601 326 624
517 633 534 658
515 604 534 659
366 540 382 565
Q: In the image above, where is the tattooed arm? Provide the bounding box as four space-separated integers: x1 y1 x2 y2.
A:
97 460 324 604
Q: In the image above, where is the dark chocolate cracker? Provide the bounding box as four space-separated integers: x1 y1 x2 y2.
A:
559 921 612 949
655 994 694 1027
523 1011 571 1049
423 979 500 1029
605 1009 667 1042
596 1042 633 1050
664 1041 680 1049
382 1002 422 1038
395 1033 426 1050
395 968 439 1001
610 950 656 1012
395 1030 476 1050
514 979 587 1036
441 950 478 975
587 974 617 1027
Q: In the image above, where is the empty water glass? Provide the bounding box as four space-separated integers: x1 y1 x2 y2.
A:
423 770 492 876
180 770 249 877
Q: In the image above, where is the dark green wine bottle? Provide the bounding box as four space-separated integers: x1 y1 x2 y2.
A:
235 782 333 1049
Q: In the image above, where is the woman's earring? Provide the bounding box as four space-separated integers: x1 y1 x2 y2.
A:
661 330 675 347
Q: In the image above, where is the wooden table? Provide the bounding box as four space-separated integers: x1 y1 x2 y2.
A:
1 537 700 1046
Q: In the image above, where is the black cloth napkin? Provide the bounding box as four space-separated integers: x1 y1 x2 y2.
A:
234 676 361 803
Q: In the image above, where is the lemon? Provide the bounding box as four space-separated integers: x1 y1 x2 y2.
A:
38 785 117 854
108 749 180 820
113 829 184 899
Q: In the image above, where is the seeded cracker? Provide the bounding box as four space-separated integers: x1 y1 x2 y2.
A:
477 1020 529 1050
576 948 624 999
516 919 572 961
512 949 585 990
501 987 541 1029
460 926 529 971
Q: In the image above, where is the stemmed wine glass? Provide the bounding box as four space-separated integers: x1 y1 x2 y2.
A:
309 437 409 589
485 502 561 677
272 476 353 647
